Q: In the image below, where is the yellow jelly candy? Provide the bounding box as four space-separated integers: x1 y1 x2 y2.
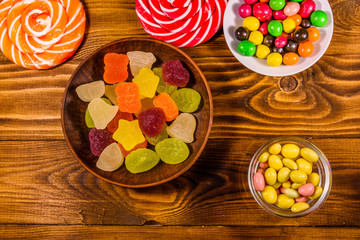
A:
105 83 120 105
132 68 159 98
113 119 145 151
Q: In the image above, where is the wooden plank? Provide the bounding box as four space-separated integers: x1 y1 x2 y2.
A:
0 139 359 226
0 226 359 240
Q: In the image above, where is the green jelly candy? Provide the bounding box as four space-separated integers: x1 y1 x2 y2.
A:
238 40 256 56
310 10 328 27
171 88 201 113
155 138 190 164
154 68 177 96
146 124 168 146
125 148 160 173
268 20 283 37
85 98 112 128
269 0 285 10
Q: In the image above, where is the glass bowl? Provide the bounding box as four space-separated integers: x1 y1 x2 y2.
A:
248 136 332 217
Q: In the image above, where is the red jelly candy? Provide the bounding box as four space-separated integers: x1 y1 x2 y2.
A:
138 107 166 137
162 60 190 87
89 128 115 156
107 110 134 133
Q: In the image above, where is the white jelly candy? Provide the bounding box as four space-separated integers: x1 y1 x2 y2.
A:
76 80 105 102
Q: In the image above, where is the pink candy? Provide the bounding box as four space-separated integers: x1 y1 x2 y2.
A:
244 0 258 4
273 10 287 20
275 36 288 48
238 4 252 18
284 2 300 17
298 183 315 197
295 196 308 203
254 172 265 191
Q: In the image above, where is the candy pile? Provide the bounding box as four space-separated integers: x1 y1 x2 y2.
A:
235 0 328 66
135 0 228 47
0 0 86 69
76 51 202 174
253 142 323 213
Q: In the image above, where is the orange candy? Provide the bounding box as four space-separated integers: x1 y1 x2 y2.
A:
287 14 302 26
115 83 141 113
119 139 147 158
283 52 300 65
298 41 314 57
307 27 320 42
153 93 179 121
103 53 129 84
107 110 134 133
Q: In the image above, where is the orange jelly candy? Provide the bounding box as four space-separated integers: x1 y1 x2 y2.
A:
115 83 141 113
119 139 148 158
103 53 129 84
153 92 179 121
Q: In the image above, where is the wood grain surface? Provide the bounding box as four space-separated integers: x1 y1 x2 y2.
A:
1 0 360 239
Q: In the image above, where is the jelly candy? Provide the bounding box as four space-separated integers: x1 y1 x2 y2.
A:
119 139 148 158
138 107 166 137
171 88 201 113
96 142 124 171
153 93 179 121
89 128 115 156
113 119 145 151
155 138 190 164
135 97 155 118
76 80 105 102
162 60 190 87
85 98 112 128
146 124 168 146
107 110 134 133
125 148 160 174
154 68 177 96
103 53 129 84
88 98 118 129
115 82 141 113
105 83 120 105
127 51 156 77
132 68 159 98
167 113 196 143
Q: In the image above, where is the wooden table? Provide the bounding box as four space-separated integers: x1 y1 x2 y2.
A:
1 0 359 239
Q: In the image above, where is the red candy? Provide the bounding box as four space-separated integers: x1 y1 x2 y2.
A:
298 0 316 19
238 4 252 18
253 2 272 22
259 22 269 35
275 36 288 48
162 60 190 87
244 0 258 4
89 128 115 156
138 107 166 137
273 10 287 20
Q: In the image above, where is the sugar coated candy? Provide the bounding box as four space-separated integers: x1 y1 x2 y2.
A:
162 60 190 87
88 98 118 129
85 98 112 128
113 119 145 151
105 83 120 105
96 143 124 171
119 139 148 158
76 80 105 102
138 107 166 137
153 68 177 96
153 93 179 121
107 110 134 133
171 88 201 113
132 68 159 98
146 124 168 146
125 148 160 174
155 138 190 164
89 128 115 156
127 51 156 77
167 113 196 143
103 53 129 84
115 83 141 113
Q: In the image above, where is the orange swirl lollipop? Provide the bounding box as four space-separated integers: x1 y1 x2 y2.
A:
0 0 86 69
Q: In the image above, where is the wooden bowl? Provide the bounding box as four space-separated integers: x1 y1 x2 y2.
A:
61 37 213 188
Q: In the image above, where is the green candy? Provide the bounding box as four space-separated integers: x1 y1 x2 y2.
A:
146 124 168 146
155 138 190 164
310 10 328 27
125 148 160 173
85 98 112 128
268 20 283 37
237 40 256 56
171 88 201 113
154 67 177 96
269 0 285 10
290 0 303 2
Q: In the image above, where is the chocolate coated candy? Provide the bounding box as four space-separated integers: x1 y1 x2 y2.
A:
263 35 275 47
301 18 312 28
235 26 250 41
273 46 285 55
293 28 309 42
285 40 299 53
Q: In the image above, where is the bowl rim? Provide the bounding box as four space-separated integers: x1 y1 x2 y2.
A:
61 37 214 188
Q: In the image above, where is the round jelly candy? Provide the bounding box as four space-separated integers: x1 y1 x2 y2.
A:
256 44 270 59
283 52 299 65
285 40 299 53
138 107 166 137
282 18 296 33
235 26 250 41
298 41 314 57
259 22 269 35
253 2 273 22
284 2 300 17
275 36 287 48
89 128 115 157
238 40 256 56
310 10 328 27
171 88 201 113
301 18 312 28
293 28 309 42
273 10 287 20
155 138 190 164
238 4 252 18
307 27 320 42
268 20 283 37
162 60 190 87
125 148 160 173
263 34 275 47
267 52 282 67
243 16 260 31
298 0 316 19
269 0 285 11
248 31 264 45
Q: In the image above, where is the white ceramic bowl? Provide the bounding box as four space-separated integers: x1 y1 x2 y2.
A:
223 0 334 77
